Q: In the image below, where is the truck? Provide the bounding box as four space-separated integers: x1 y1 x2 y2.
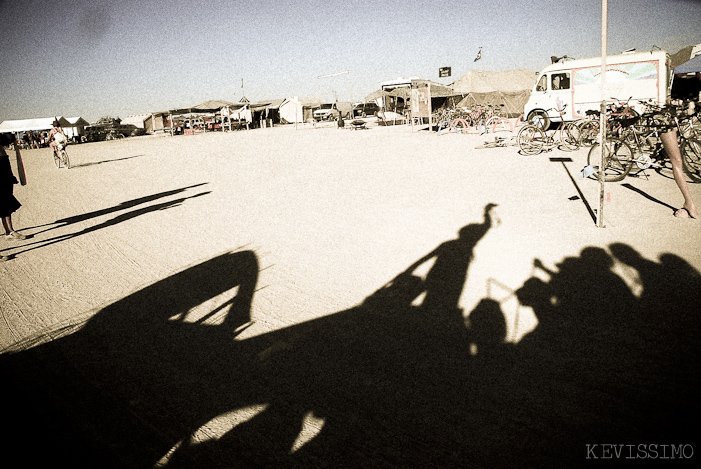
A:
523 50 672 128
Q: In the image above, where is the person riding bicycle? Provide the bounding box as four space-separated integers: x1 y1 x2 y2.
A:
48 119 67 159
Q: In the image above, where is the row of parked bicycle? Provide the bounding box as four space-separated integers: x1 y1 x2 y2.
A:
434 104 515 136
514 98 701 183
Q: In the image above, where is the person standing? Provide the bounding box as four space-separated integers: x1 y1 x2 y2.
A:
1 134 27 261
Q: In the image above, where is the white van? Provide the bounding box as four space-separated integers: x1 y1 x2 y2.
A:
523 50 672 128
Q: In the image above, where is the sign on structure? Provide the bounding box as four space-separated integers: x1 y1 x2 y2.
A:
439 67 451 78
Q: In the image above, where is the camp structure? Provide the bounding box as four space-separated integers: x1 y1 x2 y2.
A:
167 100 244 134
121 114 166 133
451 69 537 117
64 117 90 140
250 99 285 127
279 97 322 124
672 53 701 100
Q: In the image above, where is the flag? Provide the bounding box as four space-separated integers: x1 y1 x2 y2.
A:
474 47 482 62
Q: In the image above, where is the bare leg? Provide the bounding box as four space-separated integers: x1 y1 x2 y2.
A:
3 216 14 235
661 130 699 218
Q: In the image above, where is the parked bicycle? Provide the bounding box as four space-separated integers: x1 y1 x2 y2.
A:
586 100 701 182
516 104 580 155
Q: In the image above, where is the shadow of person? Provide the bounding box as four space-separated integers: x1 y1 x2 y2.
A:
402 203 498 322
3 233 700 467
508 245 701 459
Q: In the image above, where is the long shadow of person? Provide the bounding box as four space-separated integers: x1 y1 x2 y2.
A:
401 203 498 321
3 230 699 467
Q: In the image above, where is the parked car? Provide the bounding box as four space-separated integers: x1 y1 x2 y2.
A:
353 102 380 118
313 102 352 121
314 103 340 121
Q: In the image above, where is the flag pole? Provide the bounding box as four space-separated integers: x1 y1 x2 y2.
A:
597 0 608 228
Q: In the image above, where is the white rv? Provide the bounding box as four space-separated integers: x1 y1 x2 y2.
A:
523 50 672 128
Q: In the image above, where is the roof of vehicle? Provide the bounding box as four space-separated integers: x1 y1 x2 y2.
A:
539 50 669 75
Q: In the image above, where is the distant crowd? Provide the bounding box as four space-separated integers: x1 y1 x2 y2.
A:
13 131 84 150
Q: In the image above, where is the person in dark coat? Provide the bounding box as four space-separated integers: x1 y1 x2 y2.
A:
0 134 26 261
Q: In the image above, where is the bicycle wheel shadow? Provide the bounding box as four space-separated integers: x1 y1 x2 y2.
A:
1 214 699 467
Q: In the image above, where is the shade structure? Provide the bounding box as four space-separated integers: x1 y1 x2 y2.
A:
674 54 701 74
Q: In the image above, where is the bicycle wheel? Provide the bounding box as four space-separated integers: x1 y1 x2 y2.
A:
526 110 550 130
681 137 701 182
559 122 581 151
53 151 61 168
587 138 634 182
61 149 70 169
578 120 599 146
517 125 545 155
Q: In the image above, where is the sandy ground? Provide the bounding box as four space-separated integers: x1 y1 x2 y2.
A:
1 121 700 467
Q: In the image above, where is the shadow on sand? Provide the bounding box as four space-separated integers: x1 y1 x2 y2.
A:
1 203 699 467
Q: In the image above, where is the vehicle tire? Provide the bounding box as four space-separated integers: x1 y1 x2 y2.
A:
527 110 550 130
681 137 701 182
578 120 599 146
587 138 634 182
560 122 581 151
517 125 545 155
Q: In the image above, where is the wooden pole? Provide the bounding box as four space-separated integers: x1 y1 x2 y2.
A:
428 82 432 130
597 0 608 228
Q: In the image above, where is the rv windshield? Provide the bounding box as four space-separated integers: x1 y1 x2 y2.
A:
536 75 547 92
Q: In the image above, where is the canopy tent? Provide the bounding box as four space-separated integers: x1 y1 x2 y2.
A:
670 43 701 69
364 89 390 102
168 100 239 115
672 54 701 100
0 116 71 134
674 54 701 74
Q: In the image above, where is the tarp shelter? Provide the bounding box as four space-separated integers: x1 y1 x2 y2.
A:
672 54 701 100
674 54 701 74
221 104 252 130
279 97 322 124
670 43 701 69
451 69 537 117
250 99 285 127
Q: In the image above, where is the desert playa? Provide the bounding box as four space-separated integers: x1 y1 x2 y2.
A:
1 123 700 466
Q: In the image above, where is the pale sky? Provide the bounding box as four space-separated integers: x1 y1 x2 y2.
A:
1 0 700 123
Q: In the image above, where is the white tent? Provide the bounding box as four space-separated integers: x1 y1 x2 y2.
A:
279 97 322 124
64 117 90 139
0 116 72 134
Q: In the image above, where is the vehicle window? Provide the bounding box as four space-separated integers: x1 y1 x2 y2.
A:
536 75 547 92
551 72 570 90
